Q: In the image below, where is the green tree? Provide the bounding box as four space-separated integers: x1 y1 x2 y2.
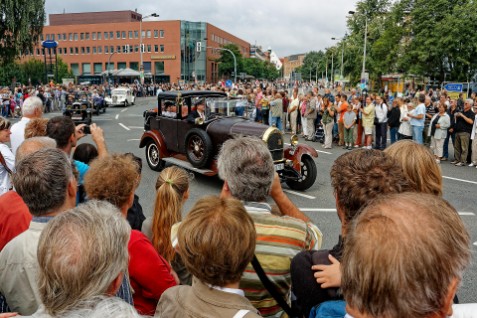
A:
217 44 243 79
301 51 326 81
0 0 45 65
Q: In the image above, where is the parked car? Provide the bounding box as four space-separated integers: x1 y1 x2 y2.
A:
139 91 318 191
105 87 135 107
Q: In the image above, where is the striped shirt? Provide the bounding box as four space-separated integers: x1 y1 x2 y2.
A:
240 202 322 317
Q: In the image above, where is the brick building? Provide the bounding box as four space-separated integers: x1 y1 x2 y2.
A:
27 10 250 84
283 53 306 80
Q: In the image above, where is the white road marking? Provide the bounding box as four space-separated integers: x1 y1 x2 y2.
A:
115 114 119 120
442 176 477 185
128 126 144 129
118 123 130 131
283 189 316 199
458 212 475 216
301 208 336 213
473 242 477 247
121 108 128 113
127 139 141 141
284 143 332 155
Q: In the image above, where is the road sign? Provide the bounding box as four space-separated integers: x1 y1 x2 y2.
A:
225 79 233 88
41 40 58 49
444 83 463 92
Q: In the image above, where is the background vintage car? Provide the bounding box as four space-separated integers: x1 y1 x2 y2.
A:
105 87 135 106
139 91 318 191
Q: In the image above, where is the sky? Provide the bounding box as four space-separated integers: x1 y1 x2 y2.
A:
44 0 359 58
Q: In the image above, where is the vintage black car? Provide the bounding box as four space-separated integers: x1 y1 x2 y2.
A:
64 99 92 125
139 91 318 190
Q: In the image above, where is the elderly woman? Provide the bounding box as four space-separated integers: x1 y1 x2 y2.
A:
361 96 375 149
0 117 14 195
428 103 451 163
288 89 299 135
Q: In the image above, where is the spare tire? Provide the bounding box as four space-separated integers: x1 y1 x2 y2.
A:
185 128 213 168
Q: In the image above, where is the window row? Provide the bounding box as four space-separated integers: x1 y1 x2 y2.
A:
41 30 165 42
70 61 165 75
210 33 248 55
34 44 165 56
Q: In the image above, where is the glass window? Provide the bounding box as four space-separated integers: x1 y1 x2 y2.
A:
51 34 55 40
117 62 126 69
134 30 139 39
134 45 139 52
105 46 109 53
80 33 84 40
147 44 151 53
81 47 85 54
104 32 108 40
82 63 91 75
71 63 80 76
87 47 91 54
141 30 145 39
57 34 61 40
160 30 164 38
63 33 66 40
146 30 151 38
109 31 113 39
154 45 158 53
75 47 79 54
69 47 73 54
46 34 50 40
74 33 78 41
93 47 96 54
110 46 114 53
129 31 133 39
143 62 151 72
98 46 102 53
117 46 121 53
155 61 165 74
160 44 164 53
94 63 102 74
36 48 40 55
69 33 73 41
92 32 96 40
123 45 128 53
122 31 126 39
97 32 102 40
105 63 114 71
130 62 139 71
85 33 90 40
116 31 121 39
40 34 44 41
154 30 158 38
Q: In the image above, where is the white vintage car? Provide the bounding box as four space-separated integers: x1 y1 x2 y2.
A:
105 87 135 107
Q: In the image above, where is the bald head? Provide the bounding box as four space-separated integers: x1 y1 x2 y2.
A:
342 193 471 318
16 137 57 163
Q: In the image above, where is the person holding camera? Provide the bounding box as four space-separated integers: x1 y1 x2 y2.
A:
452 99 475 166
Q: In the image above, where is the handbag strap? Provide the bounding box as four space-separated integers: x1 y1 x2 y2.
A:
251 255 298 318
0 151 13 175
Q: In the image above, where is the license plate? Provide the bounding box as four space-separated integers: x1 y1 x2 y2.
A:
274 163 284 171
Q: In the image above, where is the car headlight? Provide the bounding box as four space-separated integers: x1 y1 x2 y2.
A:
290 134 299 147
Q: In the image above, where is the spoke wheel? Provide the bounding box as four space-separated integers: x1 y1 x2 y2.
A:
146 141 165 171
286 156 317 191
185 128 213 168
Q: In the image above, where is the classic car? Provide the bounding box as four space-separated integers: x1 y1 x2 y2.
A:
64 99 92 125
104 87 135 107
139 91 318 191
92 95 107 115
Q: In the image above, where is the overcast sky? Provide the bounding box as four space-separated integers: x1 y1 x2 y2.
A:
45 0 359 57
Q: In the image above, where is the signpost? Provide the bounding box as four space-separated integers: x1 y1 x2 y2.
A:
444 83 463 100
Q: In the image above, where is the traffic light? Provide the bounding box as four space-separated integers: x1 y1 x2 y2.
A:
196 41 202 52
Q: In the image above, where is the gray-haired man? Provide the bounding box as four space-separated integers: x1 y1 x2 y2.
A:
217 136 322 317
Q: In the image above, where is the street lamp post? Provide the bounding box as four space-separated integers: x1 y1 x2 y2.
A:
139 13 159 71
331 37 345 80
107 50 117 86
206 46 237 83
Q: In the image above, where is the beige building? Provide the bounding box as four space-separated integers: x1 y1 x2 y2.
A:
283 54 306 80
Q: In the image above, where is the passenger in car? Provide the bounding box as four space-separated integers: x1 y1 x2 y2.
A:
187 99 206 123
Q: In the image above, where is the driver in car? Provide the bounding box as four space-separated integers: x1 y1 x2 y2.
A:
187 99 206 124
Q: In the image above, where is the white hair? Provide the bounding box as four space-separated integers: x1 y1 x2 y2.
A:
465 98 474 106
22 96 43 116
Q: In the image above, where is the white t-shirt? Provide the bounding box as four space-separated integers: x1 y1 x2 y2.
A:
10 117 31 156
0 144 15 195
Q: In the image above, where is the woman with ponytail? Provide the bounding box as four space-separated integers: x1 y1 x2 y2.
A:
143 166 192 285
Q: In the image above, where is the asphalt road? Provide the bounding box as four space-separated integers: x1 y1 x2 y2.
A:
32 96 477 303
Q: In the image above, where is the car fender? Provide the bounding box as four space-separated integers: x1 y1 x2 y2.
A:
284 144 318 173
139 130 169 158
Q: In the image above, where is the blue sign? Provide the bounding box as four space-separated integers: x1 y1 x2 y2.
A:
444 83 463 92
41 40 58 49
225 79 233 88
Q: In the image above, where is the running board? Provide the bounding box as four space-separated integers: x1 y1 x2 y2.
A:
162 157 217 176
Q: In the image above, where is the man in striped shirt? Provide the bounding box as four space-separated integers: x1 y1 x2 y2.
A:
217 136 323 317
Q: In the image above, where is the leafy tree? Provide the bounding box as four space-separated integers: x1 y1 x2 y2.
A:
0 0 45 65
301 51 326 81
217 44 243 78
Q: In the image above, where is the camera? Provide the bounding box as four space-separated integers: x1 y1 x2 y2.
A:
83 125 91 134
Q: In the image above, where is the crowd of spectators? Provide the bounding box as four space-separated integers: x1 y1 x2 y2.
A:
0 84 476 318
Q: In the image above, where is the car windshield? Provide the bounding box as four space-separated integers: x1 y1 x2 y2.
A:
207 98 251 117
113 90 127 95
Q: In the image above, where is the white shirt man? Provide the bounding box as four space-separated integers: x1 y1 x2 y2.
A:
10 97 43 155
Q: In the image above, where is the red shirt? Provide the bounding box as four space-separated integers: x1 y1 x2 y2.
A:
0 191 31 251
128 230 177 316
338 102 349 123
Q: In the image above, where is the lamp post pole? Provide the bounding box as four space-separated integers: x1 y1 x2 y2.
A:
207 46 237 83
107 51 117 86
139 13 159 72
331 37 345 81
